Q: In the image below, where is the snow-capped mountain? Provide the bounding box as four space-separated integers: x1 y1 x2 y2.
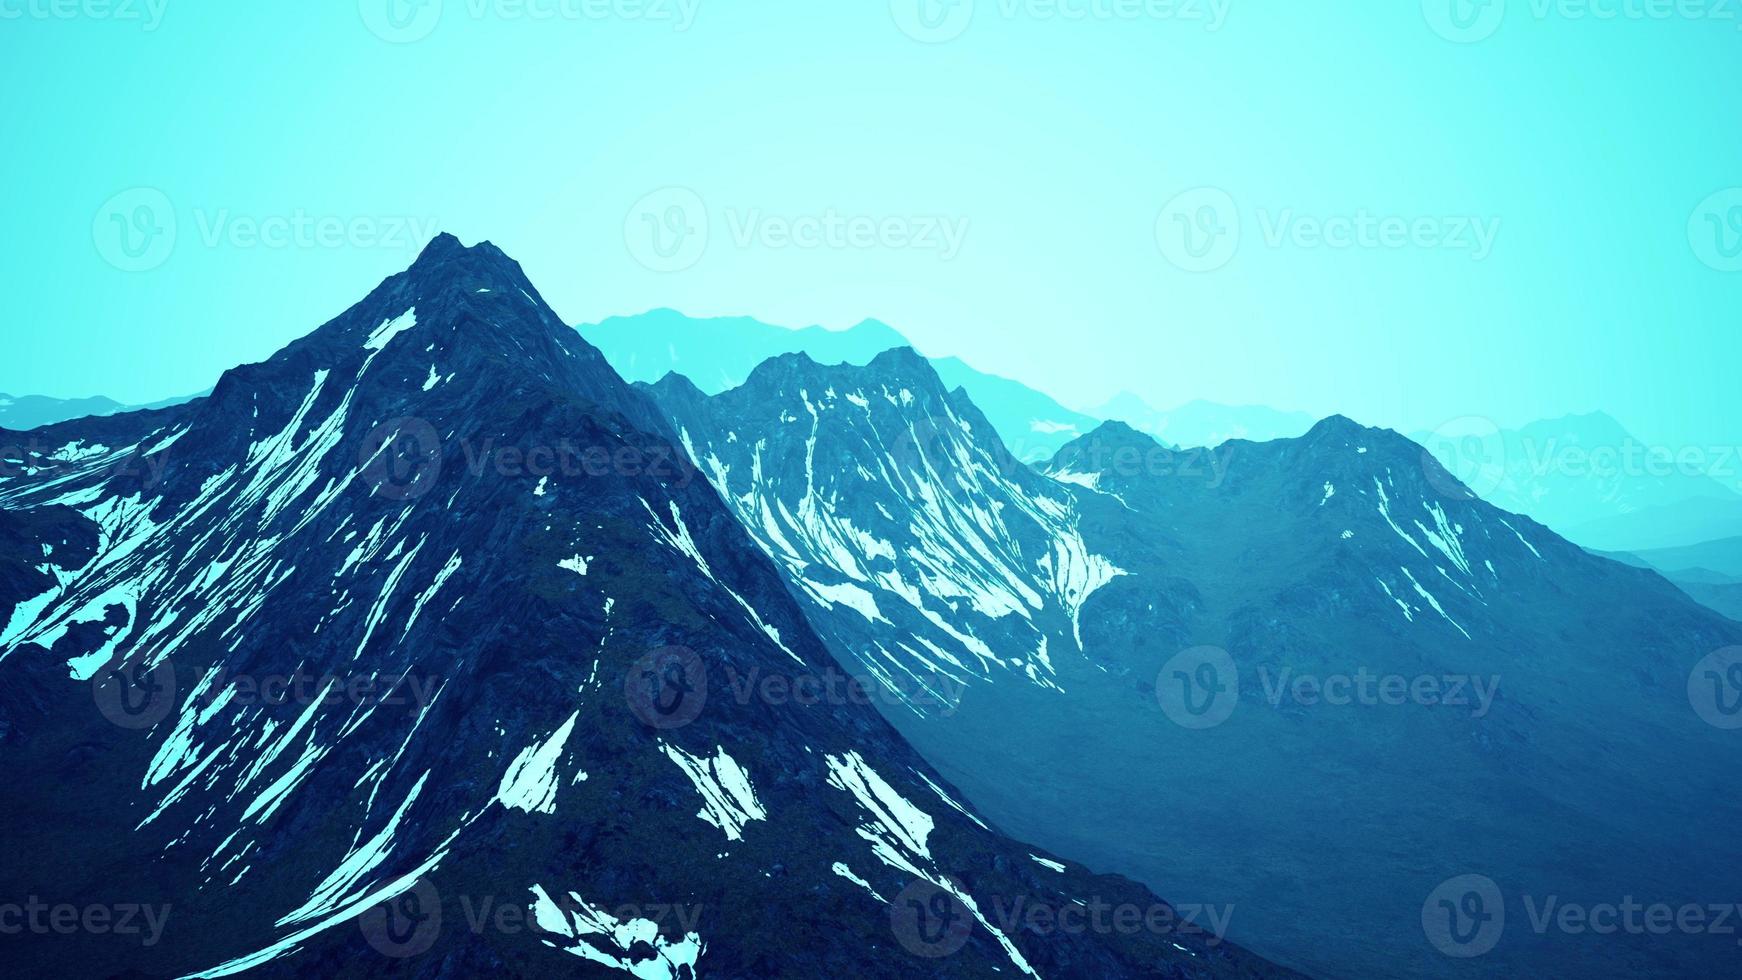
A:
644 349 1138 718
0 237 1296 979
653 359 1742 979
580 310 1097 462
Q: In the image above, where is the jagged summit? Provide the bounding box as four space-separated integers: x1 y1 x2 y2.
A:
733 344 944 395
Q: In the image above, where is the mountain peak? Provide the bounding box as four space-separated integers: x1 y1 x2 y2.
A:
866 344 934 374
1046 419 1166 474
1086 418 1163 446
403 233 533 295
1304 414 1370 439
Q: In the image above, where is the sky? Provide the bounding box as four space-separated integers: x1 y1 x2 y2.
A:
2 1 1739 447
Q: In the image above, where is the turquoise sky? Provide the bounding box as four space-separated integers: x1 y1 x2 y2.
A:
2 2 1739 445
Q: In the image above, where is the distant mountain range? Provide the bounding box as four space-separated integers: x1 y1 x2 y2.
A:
1089 391 1317 448
1599 535 1742 622
1416 411 1742 552
0 392 127 430
0 390 200 432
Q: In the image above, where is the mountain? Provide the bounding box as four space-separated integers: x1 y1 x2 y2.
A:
1563 494 1742 552
644 349 1138 718
1621 534 1742 581
1597 536 1742 622
580 310 1096 462
1090 392 1315 448
0 236 1296 979
1415 411 1742 552
0 392 126 430
0 390 205 431
652 351 1742 980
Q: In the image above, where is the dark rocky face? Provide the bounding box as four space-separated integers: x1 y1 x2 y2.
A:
0 236 1296 979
